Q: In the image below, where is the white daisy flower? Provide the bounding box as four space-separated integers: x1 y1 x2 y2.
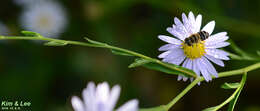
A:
71 82 139 111
0 22 10 35
20 1 67 37
158 12 230 82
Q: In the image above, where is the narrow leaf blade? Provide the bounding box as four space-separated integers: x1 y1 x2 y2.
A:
129 58 195 77
221 82 240 89
44 41 68 46
111 49 134 56
84 37 107 46
21 31 42 37
128 58 151 68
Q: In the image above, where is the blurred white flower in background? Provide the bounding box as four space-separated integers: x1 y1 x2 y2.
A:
71 82 139 111
13 0 46 6
20 1 68 37
0 21 10 35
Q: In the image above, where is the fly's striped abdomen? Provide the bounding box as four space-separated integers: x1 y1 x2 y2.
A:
184 31 209 46
198 31 209 41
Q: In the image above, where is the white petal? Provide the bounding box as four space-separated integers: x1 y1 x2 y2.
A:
117 99 139 111
182 13 192 34
173 18 189 39
196 58 211 81
185 59 193 69
163 48 184 61
188 12 196 33
202 21 215 35
177 75 183 81
158 50 171 58
205 32 228 44
167 27 184 40
180 59 192 82
158 35 182 45
83 82 96 111
206 49 230 60
205 55 224 67
174 17 183 27
180 59 189 81
202 57 218 77
188 12 196 25
195 14 202 32
71 96 85 111
96 82 110 103
206 42 230 49
182 77 188 81
108 85 121 110
192 59 200 76
167 56 186 65
158 44 180 51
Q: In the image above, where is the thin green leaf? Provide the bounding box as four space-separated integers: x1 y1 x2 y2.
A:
139 105 167 111
128 58 151 68
84 37 107 46
21 31 42 37
227 74 247 111
129 58 194 77
111 49 134 56
44 41 68 46
221 82 240 89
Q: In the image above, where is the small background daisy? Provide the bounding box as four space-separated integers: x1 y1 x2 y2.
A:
19 0 68 37
13 0 47 6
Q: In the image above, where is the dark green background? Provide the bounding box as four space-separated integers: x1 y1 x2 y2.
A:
0 0 260 111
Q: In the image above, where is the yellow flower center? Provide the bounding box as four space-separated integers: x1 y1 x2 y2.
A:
37 16 51 29
182 41 206 60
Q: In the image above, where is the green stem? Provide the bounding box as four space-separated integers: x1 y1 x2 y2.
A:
0 36 101 47
0 36 196 77
165 77 201 110
216 62 259 78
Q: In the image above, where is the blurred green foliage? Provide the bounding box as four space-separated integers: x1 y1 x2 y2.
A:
0 0 260 111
